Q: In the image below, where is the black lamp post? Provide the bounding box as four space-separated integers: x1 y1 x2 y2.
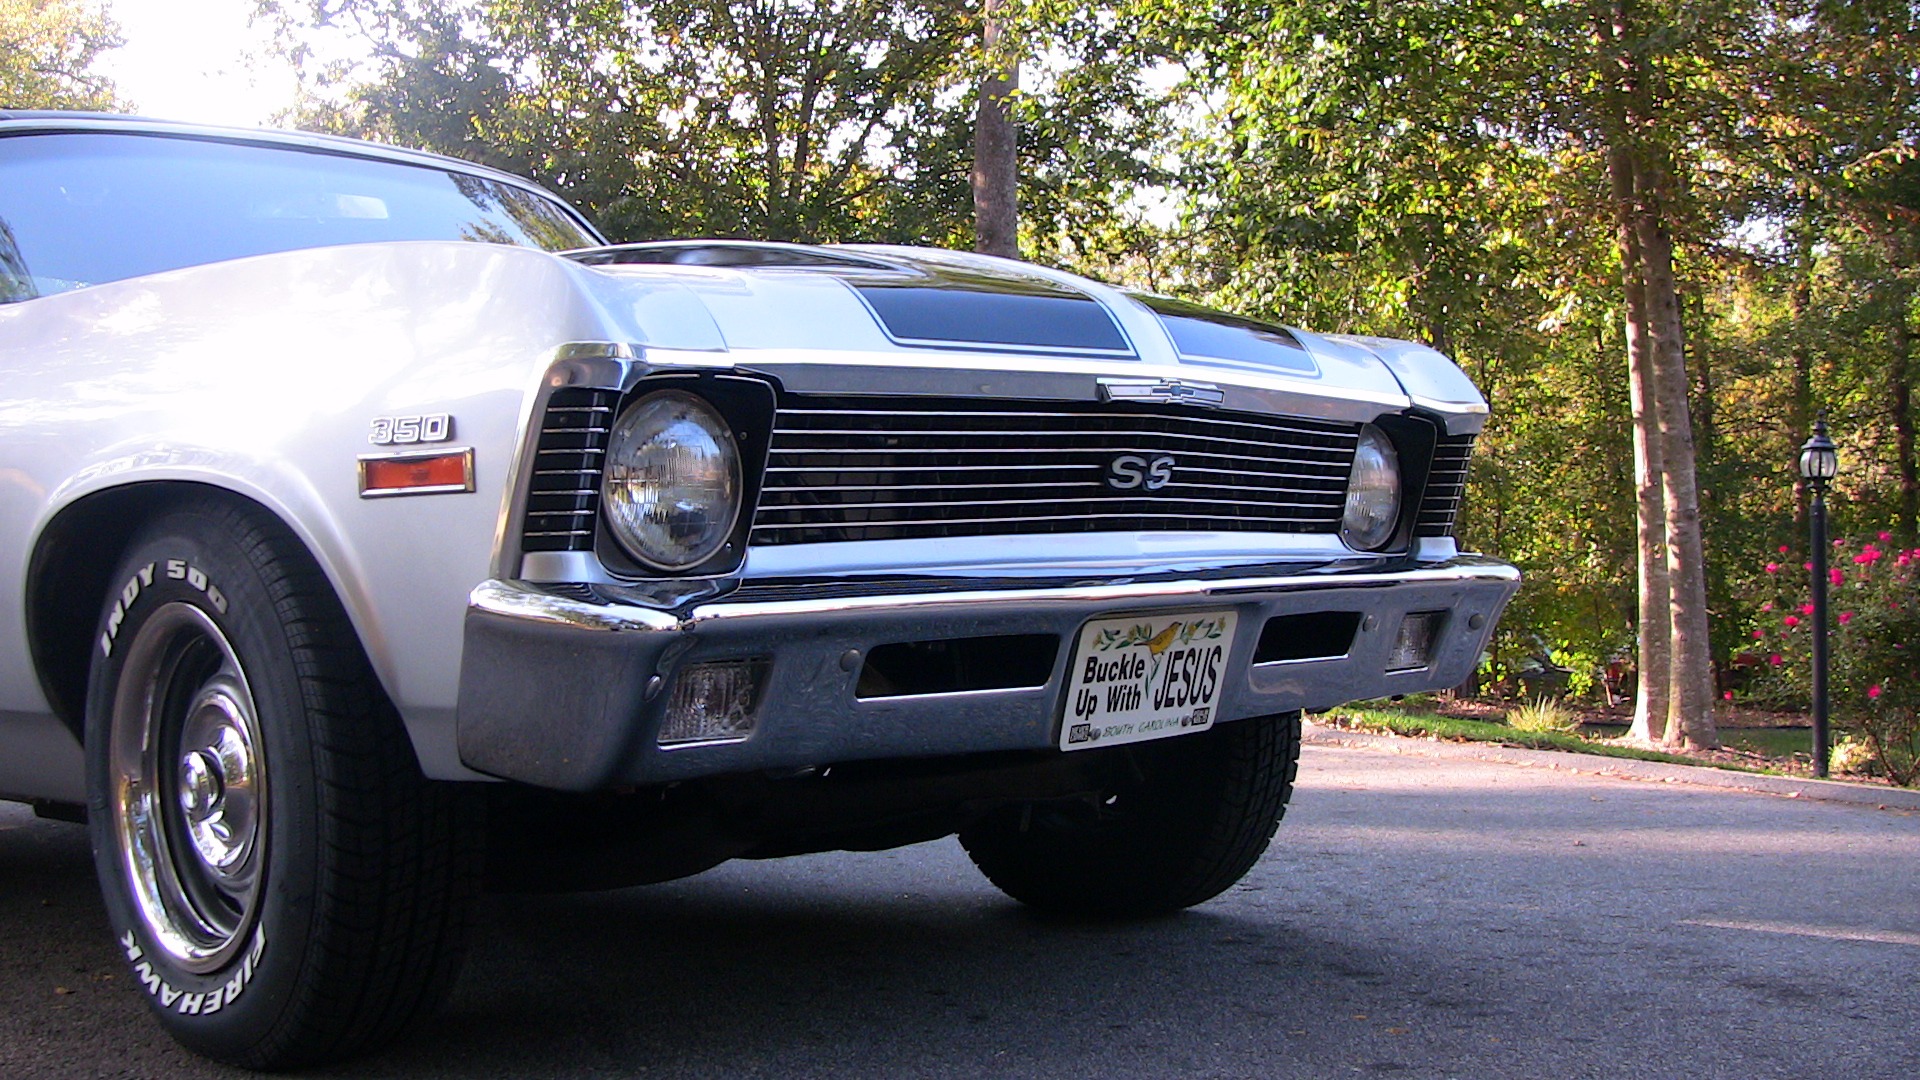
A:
1798 418 1839 778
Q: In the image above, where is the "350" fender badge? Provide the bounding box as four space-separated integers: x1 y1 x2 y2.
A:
368 414 454 445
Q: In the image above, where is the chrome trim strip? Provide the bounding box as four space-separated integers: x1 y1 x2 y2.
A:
750 510 1341 532
552 342 636 363
470 560 1521 634
691 563 1520 623
854 684 1050 705
569 240 909 273
739 530 1363 577
737 351 1414 415
470 579 680 632
1252 650 1355 668
657 734 753 751
885 336 1138 360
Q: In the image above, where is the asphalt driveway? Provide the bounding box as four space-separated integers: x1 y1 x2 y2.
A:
4 740 1916 1079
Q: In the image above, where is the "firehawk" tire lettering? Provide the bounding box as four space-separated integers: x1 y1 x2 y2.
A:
120 926 266 1015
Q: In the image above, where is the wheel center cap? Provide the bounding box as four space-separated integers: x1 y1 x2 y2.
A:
179 749 225 821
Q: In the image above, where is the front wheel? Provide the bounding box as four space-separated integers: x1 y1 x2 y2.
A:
85 497 479 1068
959 712 1300 917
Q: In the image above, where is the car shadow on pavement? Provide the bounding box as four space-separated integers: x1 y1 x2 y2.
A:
331 845 1488 1079
0 805 1481 1080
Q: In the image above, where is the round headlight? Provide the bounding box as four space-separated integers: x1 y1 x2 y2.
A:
1340 424 1401 551
601 390 741 571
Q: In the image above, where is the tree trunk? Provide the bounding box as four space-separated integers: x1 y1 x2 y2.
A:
1893 283 1918 540
971 0 1019 259
1610 147 1671 744
1634 168 1719 751
1603 0 1715 750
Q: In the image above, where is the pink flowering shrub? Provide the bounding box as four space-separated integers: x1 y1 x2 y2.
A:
1749 535 1920 785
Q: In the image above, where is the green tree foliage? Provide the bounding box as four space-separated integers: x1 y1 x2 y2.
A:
276 0 979 242
1108 0 1920 722
1107 0 1683 699
262 0 1920 721
0 0 122 110
271 0 1165 249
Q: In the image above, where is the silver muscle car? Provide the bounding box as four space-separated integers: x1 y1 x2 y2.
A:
0 112 1518 1067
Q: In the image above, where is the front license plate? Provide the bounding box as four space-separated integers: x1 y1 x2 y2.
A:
1060 610 1238 751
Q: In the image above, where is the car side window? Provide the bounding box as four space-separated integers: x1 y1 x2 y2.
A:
0 132 596 302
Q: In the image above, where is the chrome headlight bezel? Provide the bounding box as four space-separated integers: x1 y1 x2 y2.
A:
600 389 743 572
1340 423 1403 552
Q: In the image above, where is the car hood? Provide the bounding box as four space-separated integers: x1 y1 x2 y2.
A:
564 242 1486 434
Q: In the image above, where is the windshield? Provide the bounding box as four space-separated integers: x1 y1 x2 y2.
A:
0 132 597 302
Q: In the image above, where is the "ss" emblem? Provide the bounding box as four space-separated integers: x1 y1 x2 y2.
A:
1107 454 1175 490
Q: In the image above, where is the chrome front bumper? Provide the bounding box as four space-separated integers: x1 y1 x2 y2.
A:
454 556 1520 791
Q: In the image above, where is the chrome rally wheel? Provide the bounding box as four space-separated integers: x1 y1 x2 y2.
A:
108 601 267 974
85 497 479 1069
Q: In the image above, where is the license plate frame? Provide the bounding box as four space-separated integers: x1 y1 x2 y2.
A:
1059 610 1238 751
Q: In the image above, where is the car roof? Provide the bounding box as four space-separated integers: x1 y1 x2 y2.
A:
0 110 605 243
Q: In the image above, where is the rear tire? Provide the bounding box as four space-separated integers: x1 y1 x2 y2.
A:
84 497 479 1068
959 712 1300 917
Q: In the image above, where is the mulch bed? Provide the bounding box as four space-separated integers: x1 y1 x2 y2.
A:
1431 696 1806 730
1420 695 1847 780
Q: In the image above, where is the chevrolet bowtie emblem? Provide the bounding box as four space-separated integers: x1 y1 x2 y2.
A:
1097 378 1226 407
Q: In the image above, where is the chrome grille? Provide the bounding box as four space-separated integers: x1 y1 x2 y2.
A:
521 387 619 553
1416 434 1474 537
750 396 1361 546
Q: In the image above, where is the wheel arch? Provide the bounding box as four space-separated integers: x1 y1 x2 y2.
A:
26 481 384 743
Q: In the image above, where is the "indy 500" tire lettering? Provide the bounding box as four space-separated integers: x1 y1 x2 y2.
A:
98 559 228 658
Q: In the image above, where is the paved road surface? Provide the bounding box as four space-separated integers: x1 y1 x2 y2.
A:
4 743 1917 1079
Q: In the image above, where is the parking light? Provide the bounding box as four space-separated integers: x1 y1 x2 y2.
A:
1387 612 1444 672
659 659 769 745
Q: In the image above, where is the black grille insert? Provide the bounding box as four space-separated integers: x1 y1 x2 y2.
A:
750 395 1361 546
521 387 619 553
1416 434 1475 538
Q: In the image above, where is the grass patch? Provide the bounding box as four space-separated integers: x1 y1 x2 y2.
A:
1721 728 1813 758
1320 704 1779 775
1586 721 1810 761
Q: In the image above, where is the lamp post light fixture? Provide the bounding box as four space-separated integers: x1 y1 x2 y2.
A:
1798 417 1839 778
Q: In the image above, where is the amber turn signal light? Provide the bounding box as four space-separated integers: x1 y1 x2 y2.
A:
358 449 474 498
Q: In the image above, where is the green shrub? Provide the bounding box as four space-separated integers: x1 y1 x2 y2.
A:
1830 735 1882 778
1750 534 1920 787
